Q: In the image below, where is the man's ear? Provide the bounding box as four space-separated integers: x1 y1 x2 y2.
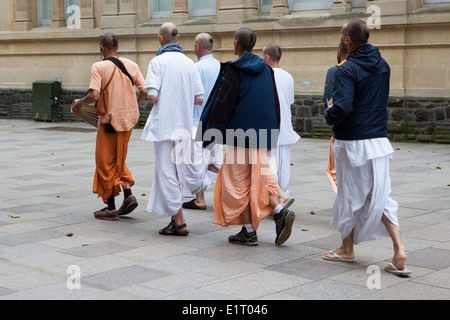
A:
345 35 351 46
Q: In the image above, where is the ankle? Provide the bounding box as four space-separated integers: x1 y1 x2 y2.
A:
124 188 132 199
107 194 115 210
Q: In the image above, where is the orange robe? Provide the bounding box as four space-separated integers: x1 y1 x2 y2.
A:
93 124 134 203
326 137 337 194
213 146 278 231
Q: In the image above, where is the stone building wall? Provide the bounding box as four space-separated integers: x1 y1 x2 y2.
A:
1 1 450 144
2 89 449 144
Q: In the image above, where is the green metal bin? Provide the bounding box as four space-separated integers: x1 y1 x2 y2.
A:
32 81 62 121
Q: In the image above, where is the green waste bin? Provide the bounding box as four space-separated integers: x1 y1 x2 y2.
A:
32 81 62 121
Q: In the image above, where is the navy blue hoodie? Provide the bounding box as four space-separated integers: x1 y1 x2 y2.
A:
324 44 390 140
197 51 280 149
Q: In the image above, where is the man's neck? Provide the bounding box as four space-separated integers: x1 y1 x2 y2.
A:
103 51 119 59
238 50 251 58
197 51 212 60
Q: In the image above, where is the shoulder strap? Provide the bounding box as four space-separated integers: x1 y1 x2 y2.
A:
105 57 134 85
104 66 116 91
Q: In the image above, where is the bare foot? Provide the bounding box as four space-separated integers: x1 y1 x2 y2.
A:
194 199 206 208
385 251 407 271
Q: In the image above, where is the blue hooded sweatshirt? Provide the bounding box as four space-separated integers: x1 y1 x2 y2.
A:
197 51 280 149
324 44 390 140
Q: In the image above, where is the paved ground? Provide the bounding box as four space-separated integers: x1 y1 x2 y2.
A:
0 119 449 301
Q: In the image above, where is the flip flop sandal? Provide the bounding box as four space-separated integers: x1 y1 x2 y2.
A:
159 217 189 236
322 250 357 262
385 262 411 276
182 199 206 210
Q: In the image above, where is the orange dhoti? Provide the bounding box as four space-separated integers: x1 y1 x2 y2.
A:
93 124 134 203
213 145 279 231
326 137 337 194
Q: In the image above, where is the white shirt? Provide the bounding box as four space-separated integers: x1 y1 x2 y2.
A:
273 68 300 145
194 54 221 127
141 52 204 142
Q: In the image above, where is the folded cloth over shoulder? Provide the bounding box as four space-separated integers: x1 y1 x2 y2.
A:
333 137 394 167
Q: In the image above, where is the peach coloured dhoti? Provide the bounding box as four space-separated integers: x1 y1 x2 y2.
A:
93 124 134 204
326 137 337 194
213 146 278 231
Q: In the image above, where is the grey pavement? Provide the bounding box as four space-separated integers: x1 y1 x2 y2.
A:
0 119 449 301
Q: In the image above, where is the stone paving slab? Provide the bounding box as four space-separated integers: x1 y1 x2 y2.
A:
0 119 449 302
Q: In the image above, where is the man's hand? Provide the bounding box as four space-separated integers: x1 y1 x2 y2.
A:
72 91 99 116
327 98 333 108
71 99 82 116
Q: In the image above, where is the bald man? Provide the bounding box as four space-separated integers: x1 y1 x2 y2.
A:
262 43 300 201
141 23 204 236
182 33 221 211
72 33 147 220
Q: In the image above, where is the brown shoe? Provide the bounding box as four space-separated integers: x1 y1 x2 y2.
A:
118 195 138 216
94 207 119 220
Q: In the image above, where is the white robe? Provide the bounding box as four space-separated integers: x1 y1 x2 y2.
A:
142 51 204 215
182 125 223 198
182 54 222 198
331 138 399 245
147 140 188 216
268 68 300 195
269 144 293 195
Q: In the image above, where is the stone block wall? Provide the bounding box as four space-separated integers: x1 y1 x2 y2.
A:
1 89 449 144
0 88 152 126
290 95 450 144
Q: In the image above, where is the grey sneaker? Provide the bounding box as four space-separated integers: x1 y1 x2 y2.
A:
94 207 119 220
274 208 295 245
228 226 258 246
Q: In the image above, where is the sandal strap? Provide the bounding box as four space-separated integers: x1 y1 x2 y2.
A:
159 217 188 236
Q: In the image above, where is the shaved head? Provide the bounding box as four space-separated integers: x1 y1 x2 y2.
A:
263 43 282 62
159 22 179 43
235 27 257 53
100 33 119 51
195 33 214 51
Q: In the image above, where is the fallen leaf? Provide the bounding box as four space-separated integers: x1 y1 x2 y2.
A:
66 233 74 237
10 214 20 218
